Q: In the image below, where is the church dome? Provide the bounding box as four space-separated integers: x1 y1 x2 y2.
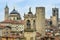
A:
10 8 19 14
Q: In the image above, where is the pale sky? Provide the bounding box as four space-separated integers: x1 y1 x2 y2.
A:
0 0 60 21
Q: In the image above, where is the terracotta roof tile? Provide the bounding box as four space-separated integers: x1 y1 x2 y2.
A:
2 34 24 38
0 25 11 29
36 32 41 37
0 20 24 24
0 25 6 28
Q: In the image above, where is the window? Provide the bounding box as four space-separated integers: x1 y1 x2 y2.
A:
14 17 15 20
33 20 35 26
53 10 55 16
17 17 19 20
33 20 36 30
48 21 52 26
26 20 31 29
20 31 23 34
49 21 52 26
4 32 9 36
6 32 9 36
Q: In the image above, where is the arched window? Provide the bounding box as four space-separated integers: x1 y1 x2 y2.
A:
33 20 35 25
26 20 31 29
50 21 52 26
53 10 55 16
48 21 52 26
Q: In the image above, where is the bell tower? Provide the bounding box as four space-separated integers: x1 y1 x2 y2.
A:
51 8 59 26
24 7 35 30
36 7 46 36
52 8 58 21
24 7 36 40
5 4 9 20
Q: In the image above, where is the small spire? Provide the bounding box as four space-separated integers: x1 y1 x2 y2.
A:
29 7 31 12
13 6 15 11
5 2 8 8
5 5 8 8
14 6 15 9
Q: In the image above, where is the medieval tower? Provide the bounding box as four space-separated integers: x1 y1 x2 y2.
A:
24 7 36 30
24 7 36 40
36 7 46 36
51 8 59 26
5 5 9 20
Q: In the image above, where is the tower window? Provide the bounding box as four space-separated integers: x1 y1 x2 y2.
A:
48 21 52 26
33 20 35 25
17 17 19 20
20 31 23 34
53 10 55 16
26 20 31 29
50 21 52 25
53 10 55 13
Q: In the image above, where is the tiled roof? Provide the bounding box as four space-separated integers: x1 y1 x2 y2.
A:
49 26 58 30
36 32 41 37
0 25 5 29
0 20 24 24
0 25 11 29
10 35 21 38
2 34 24 38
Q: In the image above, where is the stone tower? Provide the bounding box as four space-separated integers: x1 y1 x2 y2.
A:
24 7 36 31
51 8 59 26
36 7 46 36
24 7 36 40
5 5 9 20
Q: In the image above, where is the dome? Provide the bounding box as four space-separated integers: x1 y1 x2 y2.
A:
28 12 32 14
10 9 19 14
